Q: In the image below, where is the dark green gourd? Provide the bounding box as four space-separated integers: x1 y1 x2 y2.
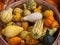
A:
43 30 55 45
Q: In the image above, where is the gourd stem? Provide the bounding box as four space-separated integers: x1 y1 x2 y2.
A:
23 4 27 9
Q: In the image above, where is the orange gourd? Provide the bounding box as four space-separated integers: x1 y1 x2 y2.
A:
44 15 54 27
44 19 52 26
47 15 54 22
21 22 29 30
8 37 22 45
51 20 58 28
25 36 39 45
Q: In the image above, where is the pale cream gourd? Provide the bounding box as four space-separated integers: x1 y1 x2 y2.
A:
4 25 23 37
23 4 31 16
1 8 13 23
22 12 43 22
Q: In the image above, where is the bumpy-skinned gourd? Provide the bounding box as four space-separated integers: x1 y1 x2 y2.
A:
32 19 43 39
23 4 31 16
14 8 23 14
43 10 54 17
27 0 37 10
4 25 23 37
44 15 54 27
1 8 13 23
13 13 21 21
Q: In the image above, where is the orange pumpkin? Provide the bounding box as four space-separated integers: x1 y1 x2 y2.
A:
8 37 22 45
44 15 54 27
44 19 52 26
25 36 39 45
51 20 58 28
47 15 54 22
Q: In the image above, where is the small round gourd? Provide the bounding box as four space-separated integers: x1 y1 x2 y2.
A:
51 20 58 28
14 8 23 14
43 10 54 17
20 31 29 39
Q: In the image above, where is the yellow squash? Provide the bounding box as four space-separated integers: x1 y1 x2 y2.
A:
4 25 23 37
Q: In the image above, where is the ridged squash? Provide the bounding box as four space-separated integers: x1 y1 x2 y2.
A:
1 8 13 23
32 19 43 39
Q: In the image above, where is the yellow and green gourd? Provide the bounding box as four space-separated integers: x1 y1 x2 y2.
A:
32 19 43 39
1 8 13 23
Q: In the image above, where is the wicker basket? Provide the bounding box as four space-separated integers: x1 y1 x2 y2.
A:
0 0 60 45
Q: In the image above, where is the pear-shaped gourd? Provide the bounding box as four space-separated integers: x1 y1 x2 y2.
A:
23 4 31 16
4 25 23 37
32 19 43 39
22 12 43 22
1 8 13 23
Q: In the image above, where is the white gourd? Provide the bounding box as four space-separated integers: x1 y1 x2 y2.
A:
22 12 43 22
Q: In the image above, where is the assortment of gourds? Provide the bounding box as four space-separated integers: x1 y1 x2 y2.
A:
0 0 59 45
